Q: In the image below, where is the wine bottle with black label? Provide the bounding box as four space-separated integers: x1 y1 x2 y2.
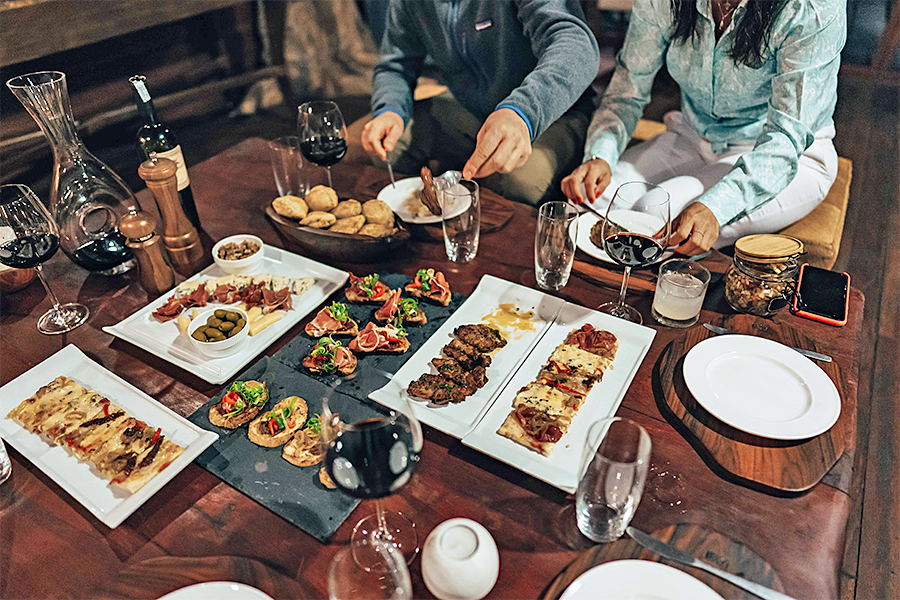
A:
129 75 201 228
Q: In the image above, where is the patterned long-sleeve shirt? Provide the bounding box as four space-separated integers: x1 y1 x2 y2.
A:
584 0 846 225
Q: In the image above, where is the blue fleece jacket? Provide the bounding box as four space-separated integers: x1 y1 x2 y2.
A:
371 0 600 141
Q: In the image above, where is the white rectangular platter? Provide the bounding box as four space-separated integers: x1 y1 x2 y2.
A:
0 345 219 528
104 245 348 384
461 302 656 493
368 274 565 438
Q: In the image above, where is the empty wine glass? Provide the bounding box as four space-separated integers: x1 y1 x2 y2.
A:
598 182 671 324
328 535 412 600
321 396 423 565
0 184 90 334
298 101 348 189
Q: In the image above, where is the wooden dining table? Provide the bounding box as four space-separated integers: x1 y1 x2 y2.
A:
0 138 864 600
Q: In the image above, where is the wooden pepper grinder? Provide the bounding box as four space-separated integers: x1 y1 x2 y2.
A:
138 157 203 276
118 210 175 296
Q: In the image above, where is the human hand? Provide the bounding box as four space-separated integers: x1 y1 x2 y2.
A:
462 108 531 179
561 158 612 204
666 202 720 255
361 112 404 161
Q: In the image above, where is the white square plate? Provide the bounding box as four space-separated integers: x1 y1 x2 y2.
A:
368 275 565 437
103 245 348 384
461 302 656 493
0 345 219 528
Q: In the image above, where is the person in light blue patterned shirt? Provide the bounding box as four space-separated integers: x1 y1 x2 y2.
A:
562 0 846 254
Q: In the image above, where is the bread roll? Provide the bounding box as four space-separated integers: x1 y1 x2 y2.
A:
300 211 337 229
329 215 366 234
358 223 391 238
332 199 362 219
305 185 339 212
272 195 309 220
362 199 394 226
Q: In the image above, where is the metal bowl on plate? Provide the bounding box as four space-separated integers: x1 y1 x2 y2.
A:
264 201 410 263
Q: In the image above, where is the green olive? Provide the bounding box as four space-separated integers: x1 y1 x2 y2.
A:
206 329 226 342
219 321 235 332
207 317 223 328
192 329 208 342
214 309 228 319
237 318 246 328
225 311 241 323
227 327 240 338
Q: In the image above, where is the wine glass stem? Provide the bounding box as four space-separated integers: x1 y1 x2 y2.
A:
325 166 333 188
617 266 632 308
34 264 63 311
375 497 389 538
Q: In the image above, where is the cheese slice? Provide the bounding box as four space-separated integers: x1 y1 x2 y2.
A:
547 343 611 378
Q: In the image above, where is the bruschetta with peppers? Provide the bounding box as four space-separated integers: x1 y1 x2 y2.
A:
209 380 269 428
374 289 427 326
302 336 358 375
305 301 359 337
248 395 308 447
283 414 324 467
348 322 410 354
405 268 451 306
345 273 392 303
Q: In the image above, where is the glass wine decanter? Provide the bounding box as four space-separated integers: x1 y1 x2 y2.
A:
7 71 137 275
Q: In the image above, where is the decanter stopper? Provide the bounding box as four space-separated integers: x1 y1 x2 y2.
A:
138 157 203 276
118 210 174 296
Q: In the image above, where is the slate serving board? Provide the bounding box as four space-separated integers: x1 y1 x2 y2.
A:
188 357 383 541
271 272 466 402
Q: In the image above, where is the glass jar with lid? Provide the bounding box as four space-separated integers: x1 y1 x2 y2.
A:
724 234 803 316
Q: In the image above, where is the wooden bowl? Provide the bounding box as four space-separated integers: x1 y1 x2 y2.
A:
265 203 410 263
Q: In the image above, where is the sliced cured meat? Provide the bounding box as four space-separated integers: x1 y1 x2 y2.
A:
565 324 619 361
374 289 402 322
348 322 409 354
346 273 391 302
305 303 358 337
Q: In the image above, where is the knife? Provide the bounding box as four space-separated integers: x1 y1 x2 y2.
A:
626 526 797 600
702 323 832 363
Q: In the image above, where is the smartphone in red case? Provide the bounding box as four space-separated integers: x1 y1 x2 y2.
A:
791 263 850 326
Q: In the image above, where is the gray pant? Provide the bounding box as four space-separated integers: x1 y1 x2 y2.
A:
385 92 590 206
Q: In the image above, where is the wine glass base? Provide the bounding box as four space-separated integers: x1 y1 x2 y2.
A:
597 301 642 324
352 510 419 567
38 302 89 335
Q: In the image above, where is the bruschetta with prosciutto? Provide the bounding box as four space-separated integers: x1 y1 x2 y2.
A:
345 273 392 303
305 302 359 337
208 380 269 428
348 322 410 354
405 268 451 306
374 289 427 326
248 396 308 447
302 336 358 375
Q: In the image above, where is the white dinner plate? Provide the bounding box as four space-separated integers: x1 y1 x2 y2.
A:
368 274 565 438
104 245 347 384
559 560 723 600
158 582 274 600
0 345 218 528
376 177 469 224
682 335 841 440
575 211 673 265
461 301 656 493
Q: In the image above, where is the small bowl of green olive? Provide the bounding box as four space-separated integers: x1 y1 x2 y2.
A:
187 307 250 358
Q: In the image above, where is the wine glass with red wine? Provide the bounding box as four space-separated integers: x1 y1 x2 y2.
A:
321 396 423 566
598 182 671 324
298 101 348 189
0 184 90 334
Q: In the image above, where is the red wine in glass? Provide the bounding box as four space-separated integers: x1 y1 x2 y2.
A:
298 101 347 189
603 233 665 267
300 136 347 169
0 184 90 334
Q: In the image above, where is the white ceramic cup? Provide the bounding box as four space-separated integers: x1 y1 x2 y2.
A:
421 518 499 600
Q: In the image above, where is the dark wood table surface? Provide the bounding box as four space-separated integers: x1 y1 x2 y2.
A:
0 138 864 600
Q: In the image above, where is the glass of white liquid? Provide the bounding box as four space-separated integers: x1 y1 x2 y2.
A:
438 177 480 263
576 417 651 543
652 258 711 328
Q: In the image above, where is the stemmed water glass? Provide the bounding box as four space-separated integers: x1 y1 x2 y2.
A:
598 182 671 324
298 101 348 189
0 184 90 334
321 395 423 566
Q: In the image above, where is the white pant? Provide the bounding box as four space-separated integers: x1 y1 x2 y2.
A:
598 112 839 248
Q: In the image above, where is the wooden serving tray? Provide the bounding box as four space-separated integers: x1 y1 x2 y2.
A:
655 315 849 493
544 523 785 600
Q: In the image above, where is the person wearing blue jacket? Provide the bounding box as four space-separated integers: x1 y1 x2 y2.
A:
562 0 845 254
361 0 601 205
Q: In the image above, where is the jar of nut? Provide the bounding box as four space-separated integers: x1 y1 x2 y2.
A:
724 234 803 317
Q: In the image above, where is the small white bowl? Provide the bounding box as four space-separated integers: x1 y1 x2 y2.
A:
187 307 249 358
422 518 500 600
212 234 265 274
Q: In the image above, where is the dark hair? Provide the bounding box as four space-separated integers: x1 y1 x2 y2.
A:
670 0 788 68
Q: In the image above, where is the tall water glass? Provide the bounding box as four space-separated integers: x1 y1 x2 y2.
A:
438 178 480 263
328 536 412 600
268 136 308 197
534 201 578 291
576 417 651 543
